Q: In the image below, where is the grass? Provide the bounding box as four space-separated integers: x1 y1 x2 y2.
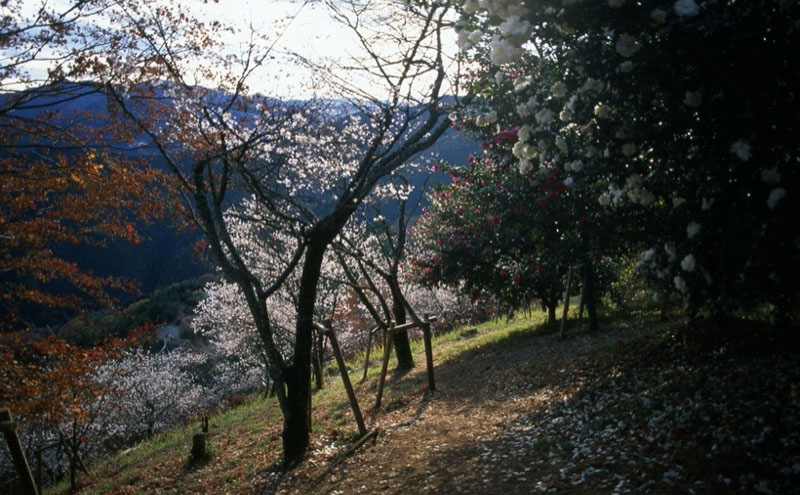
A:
43 304 609 495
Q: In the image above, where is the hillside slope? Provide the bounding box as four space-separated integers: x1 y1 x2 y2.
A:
50 312 800 495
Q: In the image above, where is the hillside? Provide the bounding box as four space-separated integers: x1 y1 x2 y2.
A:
47 311 800 495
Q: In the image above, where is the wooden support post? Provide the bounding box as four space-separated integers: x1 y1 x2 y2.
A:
324 320 368 436
202 416 209 434
0 409 39 495
560 266 574 340
577 276 586 331
422 313 435 392
361 326 377 382
374 325 394 411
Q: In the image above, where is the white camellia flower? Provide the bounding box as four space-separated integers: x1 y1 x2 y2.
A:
514 77 531 93
674 0 700 17
462 0 479 14
651 8 667 24
490 35 522 65
512 141 537 161
457 29 471 51
516 103 531 118
760 168 781 184
512 141 526 158
469 29 482 44
565 160 583 172
517 125 532 142
683 91 703 107
730 140 752 161
535 108 555 125
598 192 611 206
641 248 656 262
555 136 568 153
557 23 576 35
767 188 786 209
550 81 568 98
580 77 605 94
681 254 696 272
594 102 612 119
559 108 573 122
494 71 505 84
687 221 701 238
701 198 714 210
615 34 640 58
518 159 532 175
499 15 533 43
622 143 637 156
619 61 634 73
665 243 676 261
674 276 688 293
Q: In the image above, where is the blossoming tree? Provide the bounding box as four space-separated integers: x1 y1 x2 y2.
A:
451 0 800 321
104 0 461 467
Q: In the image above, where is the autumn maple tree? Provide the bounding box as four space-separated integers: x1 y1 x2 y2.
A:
0 328 144 490
0 0 209 328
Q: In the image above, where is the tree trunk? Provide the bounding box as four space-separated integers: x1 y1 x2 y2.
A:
389 281 414 370
281 241 328 469
312 330 324 390
546 299 557 324
581 261 600 332
281 371 310 469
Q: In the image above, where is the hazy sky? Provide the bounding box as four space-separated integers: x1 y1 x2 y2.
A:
8 0 459 99
189 0 357 97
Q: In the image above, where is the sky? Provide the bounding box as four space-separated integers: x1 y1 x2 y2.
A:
6 0 459 99
190 0 462 99
187 0 359 97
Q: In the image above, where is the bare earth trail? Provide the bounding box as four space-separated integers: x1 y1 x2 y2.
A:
61 313 799 495
269 315 800 495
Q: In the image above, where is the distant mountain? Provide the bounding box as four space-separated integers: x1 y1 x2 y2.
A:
2 82 479 326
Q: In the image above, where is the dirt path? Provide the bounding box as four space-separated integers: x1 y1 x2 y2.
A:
270 321 649 495
264 315 800 495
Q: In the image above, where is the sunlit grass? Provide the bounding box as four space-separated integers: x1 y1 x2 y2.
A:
44 307 582 494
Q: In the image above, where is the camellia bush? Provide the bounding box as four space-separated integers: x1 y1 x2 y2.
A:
408 154 568 322
450 0 800 321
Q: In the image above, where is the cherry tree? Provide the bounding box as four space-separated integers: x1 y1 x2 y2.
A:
100 0 461 467
332 172 428 370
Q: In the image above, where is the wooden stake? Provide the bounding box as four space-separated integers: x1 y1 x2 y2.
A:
374 326 394 411
0 409 38 495
577 275 586 331
324 320 367 436
422 313 435 392
560 266 574 340
361 326 377 382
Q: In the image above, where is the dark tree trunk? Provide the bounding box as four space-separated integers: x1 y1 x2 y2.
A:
581 262 600 332
546 299 557 323
281 371 310 469
312 331 324 390
281 241 328 469
390 280 414 370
